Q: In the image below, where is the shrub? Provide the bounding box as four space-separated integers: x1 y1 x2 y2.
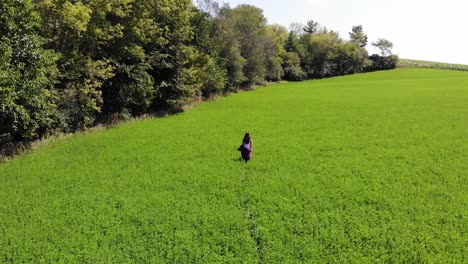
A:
366 54 398 72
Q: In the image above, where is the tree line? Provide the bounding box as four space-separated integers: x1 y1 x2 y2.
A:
0 0 397 152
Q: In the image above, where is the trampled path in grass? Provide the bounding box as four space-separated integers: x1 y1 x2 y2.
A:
1 69 467 262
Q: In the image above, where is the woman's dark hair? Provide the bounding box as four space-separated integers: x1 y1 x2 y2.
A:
242 132 251 144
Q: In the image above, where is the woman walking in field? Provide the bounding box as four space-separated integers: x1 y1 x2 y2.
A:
238 132 253 163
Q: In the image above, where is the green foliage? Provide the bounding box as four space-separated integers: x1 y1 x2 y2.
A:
58 56 115 132
221 41 247 90
217 4 268 85
197 55 228 97
36 0 117 129
101 62 153 116
0 0 59 142
283 32 306 81
299 30 369 78
36 0 204 115
1 69 467 262
281 52 305 81
303 20 319 34
349 25 368 48
366 38 397 72
61 2 92 33
366 54 398 72
190 10 227 96
235 5 268 85
302 32 343 78
263 25 287 81
336 42 369 74
285 32 298 53
138 0 201 107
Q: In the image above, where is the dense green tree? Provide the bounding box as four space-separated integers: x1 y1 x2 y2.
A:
336 42 369 75
282 52 305 81
301 30 369 78
190 9 227 97
0 0 59 143
285 31 306 67
214 5 269 86
229 4 268 85
302 32 342 78
221 40 247 90
366 54 398 71
139 0 200 107
211 5 247 90
36 0 116 129
285 32 298 53
264 25 288 81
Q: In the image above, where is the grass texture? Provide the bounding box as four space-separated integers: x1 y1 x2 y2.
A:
399 58 468 71
0 68 467 262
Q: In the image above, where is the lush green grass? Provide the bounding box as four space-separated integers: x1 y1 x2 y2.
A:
1 68 467 262
399 58 468 71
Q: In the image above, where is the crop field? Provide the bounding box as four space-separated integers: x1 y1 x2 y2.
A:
399 58 468 71
0 68 467 262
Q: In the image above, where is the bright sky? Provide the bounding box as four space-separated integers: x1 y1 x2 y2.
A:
215 0 468 64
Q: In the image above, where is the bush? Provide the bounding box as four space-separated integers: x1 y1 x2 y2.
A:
366 54 398 72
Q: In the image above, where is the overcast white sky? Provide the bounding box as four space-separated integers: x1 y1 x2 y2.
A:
211 0 468 64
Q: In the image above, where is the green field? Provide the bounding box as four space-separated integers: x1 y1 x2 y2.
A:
399 58 468 71
1 68 467 262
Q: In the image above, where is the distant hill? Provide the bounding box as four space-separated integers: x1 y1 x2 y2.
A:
398 58 468 71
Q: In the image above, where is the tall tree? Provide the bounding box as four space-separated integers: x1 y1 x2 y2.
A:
303 20 319 34
349 25 368 48
140 0 201 108
217 4 268 85
282 31 305 81
372 38 394 56
190 10 227 97
263 25 288 81
214 6 247 89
